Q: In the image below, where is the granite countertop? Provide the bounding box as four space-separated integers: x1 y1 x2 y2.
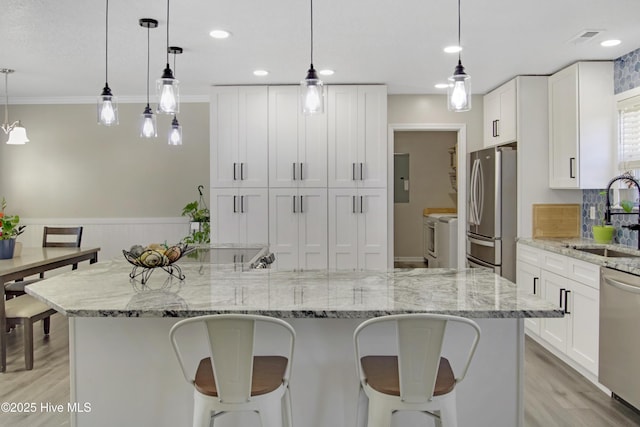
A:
25 256 562 319
518 237 640 275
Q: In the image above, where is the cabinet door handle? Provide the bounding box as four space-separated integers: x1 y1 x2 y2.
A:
360 196 364 213
559 288 565 309
293 163 296 181
240 195 245 213
233 162 237 180
352 163 356 181
360 163 364 180
492 120 496 137
240 163 245 180
233 195 237 213
293 195 296 213
533 277 538 295
300 195 304 213
352 196 356 213
495 119 500 137
564 290 571 314
569 157 576 179
300 163 303 180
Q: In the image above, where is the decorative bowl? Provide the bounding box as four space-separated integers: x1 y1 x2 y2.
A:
122 243 194 284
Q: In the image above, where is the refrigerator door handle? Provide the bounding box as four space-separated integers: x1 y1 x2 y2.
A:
467 236 495 247
469 160 477 225
476 159 485 224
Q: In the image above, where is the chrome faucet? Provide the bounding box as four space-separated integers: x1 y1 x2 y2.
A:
604 173 640 248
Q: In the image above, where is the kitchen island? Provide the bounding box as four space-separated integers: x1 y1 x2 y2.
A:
26 255 561 427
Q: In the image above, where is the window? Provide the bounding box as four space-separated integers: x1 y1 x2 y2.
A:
618 94 640 172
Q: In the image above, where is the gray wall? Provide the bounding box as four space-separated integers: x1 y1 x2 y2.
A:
393 131 457 258
0 102 209 218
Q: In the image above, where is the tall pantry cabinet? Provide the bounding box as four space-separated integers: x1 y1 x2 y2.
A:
210 85 388 271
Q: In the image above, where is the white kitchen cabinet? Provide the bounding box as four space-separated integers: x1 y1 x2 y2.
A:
548 61 614 189
269 188 328 271
328 188 387 270
210 188 268 245
268 86 327 188
328 85 387 188
518 243 600 376
515 256 542 334
210 86 268 188
483 79 517 147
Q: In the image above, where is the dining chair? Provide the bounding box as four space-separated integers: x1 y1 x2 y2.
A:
353 313 481 427
5 295 57 370
170 314 296 427
5 226 83 300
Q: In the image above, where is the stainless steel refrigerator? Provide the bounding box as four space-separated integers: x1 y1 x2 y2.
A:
466 146 517 281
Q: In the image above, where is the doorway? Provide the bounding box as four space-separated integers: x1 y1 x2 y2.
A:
387 124 467 269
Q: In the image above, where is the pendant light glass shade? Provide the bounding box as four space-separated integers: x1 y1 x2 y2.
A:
168 115 182 145
301 65 324 114
1 69 28 144
157 0 179 114
98 84 118 126
98 0 118 125
6 123 29 145
447 0 471 112
447 60 471 112
301 0 324 115
140 18 158 138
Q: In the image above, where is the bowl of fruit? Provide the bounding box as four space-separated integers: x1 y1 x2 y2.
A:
123 243 194 283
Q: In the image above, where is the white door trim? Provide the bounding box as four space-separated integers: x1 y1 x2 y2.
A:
387 123 467 269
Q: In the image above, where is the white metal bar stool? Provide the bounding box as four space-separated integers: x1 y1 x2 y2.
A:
353 314 481 427
170 314 296 427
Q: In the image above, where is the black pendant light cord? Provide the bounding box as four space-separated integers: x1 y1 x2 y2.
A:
105 0 109 84
310 0 314 66
146 23 151 106
457 0 461 63
166 0 170 66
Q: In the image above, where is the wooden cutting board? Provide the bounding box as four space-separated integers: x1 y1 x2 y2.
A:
532 204 581 238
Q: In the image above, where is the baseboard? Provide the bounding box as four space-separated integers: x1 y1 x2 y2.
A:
394 256 426 262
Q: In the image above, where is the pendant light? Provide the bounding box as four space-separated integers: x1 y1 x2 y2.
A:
447 0 471 112
301 0 324 115
1 69 29 145
157 0 179 114
140 18 158 138
97 0 118 126
168 46 183 146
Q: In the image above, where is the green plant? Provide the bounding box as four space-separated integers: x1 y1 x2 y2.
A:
0 197 26 240
181 186 211 244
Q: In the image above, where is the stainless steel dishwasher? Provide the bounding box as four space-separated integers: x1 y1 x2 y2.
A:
600 267 640 410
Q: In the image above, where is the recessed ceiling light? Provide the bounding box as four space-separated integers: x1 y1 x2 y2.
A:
209 29 231 39
253 69 269 76
601 39 621 47
319 69 334 76
434 83 449 89
444 45 462 53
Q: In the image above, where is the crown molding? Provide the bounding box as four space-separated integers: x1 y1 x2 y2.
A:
7 95 209 105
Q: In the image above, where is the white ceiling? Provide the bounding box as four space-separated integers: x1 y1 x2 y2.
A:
1 0 639 101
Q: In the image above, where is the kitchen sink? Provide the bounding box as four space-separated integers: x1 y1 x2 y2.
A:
570 246 640 258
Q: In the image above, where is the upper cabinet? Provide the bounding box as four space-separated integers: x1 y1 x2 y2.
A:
210 86 269 188
328 85 387 188
268 86 328 188
483 79 517 147
548 62 614 189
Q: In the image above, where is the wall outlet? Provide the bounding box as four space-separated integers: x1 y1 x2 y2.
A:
590 206 596 220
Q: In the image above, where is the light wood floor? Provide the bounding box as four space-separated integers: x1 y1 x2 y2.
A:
1 315 640 426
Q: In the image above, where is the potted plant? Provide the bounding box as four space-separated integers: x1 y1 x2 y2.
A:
0 197 26 259
181 186 210 245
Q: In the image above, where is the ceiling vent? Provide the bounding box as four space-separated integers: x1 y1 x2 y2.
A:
567 29 604 44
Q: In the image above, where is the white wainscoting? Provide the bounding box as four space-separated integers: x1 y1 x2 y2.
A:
20 217 190 262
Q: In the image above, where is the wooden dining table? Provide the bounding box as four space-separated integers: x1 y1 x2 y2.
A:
0 246 100 372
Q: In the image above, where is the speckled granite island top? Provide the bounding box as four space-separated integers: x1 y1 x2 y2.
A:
25 257 562 319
